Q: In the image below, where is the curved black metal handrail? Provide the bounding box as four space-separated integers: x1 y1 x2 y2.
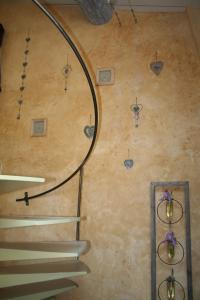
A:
16 0 98 205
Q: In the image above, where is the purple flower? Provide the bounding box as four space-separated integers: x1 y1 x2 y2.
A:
160 190 173 202
165 231 177 246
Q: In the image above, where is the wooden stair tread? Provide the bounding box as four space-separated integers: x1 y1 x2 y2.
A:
0 241 90 261
0 175 45 195
0 241 89 252
0 278 77 299
0 216 80 229
0 260 90 274
0 260 90 288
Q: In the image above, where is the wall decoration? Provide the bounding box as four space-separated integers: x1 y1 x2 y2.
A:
157 191 183 224
110 3 122 26
17 33 31 120
128 0 138 24
165 232 177 260
63 59 72 92
31 119 47 137
150 51 164 76
158 269 185 300
157 231 184 265
124 149 134 169
130 97 143 128
161 191 173 219
84 125 95 139
96 68 114 86
151 182 193 300
84 115 94 139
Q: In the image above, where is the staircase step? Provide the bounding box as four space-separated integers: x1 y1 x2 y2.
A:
0 216 80 229
0 175 45 195
0 241 90 261
0 278 77 299
0 260 90 288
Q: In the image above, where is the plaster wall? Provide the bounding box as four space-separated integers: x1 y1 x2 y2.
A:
0 2 200 300
187 6 200 57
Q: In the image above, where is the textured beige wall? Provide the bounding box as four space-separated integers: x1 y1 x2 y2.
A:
187 7 200 57
0 1 200 300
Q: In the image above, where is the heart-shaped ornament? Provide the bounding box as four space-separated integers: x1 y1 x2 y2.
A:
84 125 95 139
124 159 134 169
150 61 164 76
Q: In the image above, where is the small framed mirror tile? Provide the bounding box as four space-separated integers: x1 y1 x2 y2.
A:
96 68 114 85
31 118 47 137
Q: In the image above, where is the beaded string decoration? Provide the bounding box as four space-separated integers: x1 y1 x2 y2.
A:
130 97 143 128
110 3 122 27
128 0 138 24
63 58 72 93
17 34 31 120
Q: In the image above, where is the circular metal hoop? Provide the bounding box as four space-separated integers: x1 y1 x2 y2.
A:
158 278 185 300
157 240 185 265
157 199 184 224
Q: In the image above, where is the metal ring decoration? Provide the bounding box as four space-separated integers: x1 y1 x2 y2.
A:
157 199 184 224
16 0 98 204
158 278 185 300
157 240 185 265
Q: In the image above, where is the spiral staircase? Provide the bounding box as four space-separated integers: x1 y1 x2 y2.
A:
0 0 98 297
0 174 90 299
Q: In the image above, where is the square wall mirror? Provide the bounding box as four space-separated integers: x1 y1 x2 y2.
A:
31 119 47 137
96 68 114 85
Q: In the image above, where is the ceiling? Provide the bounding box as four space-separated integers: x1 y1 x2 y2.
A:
45 0 200 11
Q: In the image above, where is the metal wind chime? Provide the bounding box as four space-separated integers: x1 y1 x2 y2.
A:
17 33 31 120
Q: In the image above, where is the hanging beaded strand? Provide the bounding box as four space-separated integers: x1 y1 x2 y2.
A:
130 97 143 128
17 33 31 120
128 0 138 24
110 3 122 27
63 56 72 93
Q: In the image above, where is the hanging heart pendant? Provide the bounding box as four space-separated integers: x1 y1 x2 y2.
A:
124 159 134 169
150 61 164 76
84 125 95 139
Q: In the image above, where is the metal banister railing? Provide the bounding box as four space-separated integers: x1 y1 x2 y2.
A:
16 0 98 205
